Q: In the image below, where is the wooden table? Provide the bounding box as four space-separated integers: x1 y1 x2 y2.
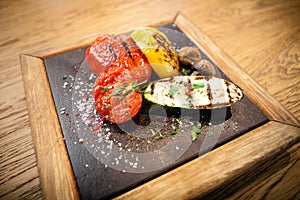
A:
1 0 299 199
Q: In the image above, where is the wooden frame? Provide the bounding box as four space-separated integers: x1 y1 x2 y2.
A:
20 12 300 199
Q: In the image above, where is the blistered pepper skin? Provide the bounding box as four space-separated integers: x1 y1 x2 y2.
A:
130 27 180 78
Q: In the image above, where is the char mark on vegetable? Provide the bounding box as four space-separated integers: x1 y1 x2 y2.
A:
122 42 133 60
225 81 233 104
206 82 213 107
108 44 118 60
150 83 155 95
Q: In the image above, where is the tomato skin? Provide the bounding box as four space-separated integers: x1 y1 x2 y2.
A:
86 34 152 81
125 37 152 82
85 34 117 75
93 65 142 124
110 91 142 124
93 66 124 117
88 34 152 123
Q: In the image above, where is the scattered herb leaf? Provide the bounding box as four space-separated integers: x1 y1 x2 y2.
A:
182 68 188 75
192 131 197 141
170 124 178 135
191 123 202 141
69 75 75 81
192 83 205 89
176 118 182 125
154 132 164 140
102 85 114 92
168 85 178 96
154 134 163 140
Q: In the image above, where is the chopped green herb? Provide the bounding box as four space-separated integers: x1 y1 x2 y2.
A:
170 125 178 135
155 135 163 140
107 80 148 99
191 123 202 141
192 131 197 141
176 118 182 125
192 123 202 134
154 132 164 140
208 131 214 137
107 87 125 99
181 68 188 75
168 85 178 96
170 129 178 135
125 144 129 148
192 83 205 89
69 75 75 81
102 85 114 92
63 74 67 79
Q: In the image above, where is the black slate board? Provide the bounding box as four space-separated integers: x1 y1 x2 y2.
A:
44 24 268 199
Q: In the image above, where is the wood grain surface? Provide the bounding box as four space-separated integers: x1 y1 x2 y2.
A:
116 121 300 200
20 54 79 200
1 0 299 199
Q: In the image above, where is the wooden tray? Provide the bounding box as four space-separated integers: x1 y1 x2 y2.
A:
20 13 300 199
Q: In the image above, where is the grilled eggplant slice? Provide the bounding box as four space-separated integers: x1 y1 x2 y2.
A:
144 76 243 109
130 27 180 78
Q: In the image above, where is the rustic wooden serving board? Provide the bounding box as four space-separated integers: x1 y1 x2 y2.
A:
20 13 300 199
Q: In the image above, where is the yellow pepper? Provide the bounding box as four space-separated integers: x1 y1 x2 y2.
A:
130 27 180 78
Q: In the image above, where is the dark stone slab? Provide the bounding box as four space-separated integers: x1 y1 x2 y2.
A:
44 24 268 199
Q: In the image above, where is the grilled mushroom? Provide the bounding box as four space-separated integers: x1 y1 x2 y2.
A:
178 46 202 66
194 59 216 76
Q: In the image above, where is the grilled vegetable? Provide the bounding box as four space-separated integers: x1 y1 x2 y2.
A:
130 27 180 78
194 60 216 76
93 65 143 124
144 76 243 109
178 46 202 66
86 34 152 81
88 34 152 124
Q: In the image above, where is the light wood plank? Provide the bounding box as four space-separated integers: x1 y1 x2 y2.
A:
228 142 300 200
1 0 300 199
20 54 79 200
116 121 300 200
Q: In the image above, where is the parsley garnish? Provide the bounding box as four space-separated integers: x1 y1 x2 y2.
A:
191 123 202 141
168 85 178 96
182 68 188 75
102 85 114 93
154 133 164 140
170 124 178 135
192 131 197 141
192 83 205 89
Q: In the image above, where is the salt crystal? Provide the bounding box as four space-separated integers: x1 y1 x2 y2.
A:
74 85 80 90
63 82 68 88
